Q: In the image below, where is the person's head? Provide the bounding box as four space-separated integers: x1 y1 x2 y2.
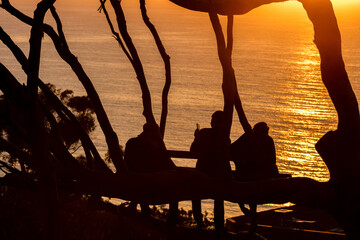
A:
253 122 269 136
142 122 160 139
211 110 224 129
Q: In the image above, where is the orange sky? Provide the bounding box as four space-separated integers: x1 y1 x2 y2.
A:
332 0 359 6
71 0 360 9
12 0 360 24
57 0 360 13
155 0 360 21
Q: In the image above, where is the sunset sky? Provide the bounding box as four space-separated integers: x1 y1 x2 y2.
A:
11 0 359 23
144 0 360 23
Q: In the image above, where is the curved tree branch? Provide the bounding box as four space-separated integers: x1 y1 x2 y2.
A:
169 0 286 15
140 0 172 138
208 12 251 134
98 0 134 66
226 15 234 56
48 5 126 172
227 15 252 133
0 26 110 172
173 0 360 237
300 0 360 134
1 1 126 172
209 12 234 135
108 0 156 125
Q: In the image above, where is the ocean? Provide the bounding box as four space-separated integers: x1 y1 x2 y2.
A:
1 0 360 219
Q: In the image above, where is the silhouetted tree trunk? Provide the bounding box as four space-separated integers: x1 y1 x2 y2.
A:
26 1 60 239
170 0 286 15
1 0 126 173
209 13 251 134
170 0 360 238
0 26 110 172
108 0 157 126
101 0 173 139
226 14 252 133
140 0 172 138
51 5 126 173
300 1 360 237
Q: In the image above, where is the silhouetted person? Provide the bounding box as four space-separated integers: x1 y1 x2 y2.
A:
190 110 232 231
230 122 279 180
230 122 279 233
124 122 178 223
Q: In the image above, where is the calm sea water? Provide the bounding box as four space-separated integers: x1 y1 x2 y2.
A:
1 0 360 218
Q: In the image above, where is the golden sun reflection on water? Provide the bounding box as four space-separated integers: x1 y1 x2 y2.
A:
274 43 337 182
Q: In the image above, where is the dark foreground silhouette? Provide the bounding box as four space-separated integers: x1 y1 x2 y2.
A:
190 111 232 231
125 123 179 223
231 122 279 180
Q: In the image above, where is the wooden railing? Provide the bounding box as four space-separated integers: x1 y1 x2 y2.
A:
167 150 196 159
167 150 292 179
167 149 291 233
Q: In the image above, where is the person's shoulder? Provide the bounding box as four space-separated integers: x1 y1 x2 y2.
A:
126 137 138 144
125 136 143 147
198 128 213 136
265 135 274 142
232 132 250 144
199 128 212 133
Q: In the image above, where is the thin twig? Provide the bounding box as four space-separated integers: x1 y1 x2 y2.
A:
98 0 134 65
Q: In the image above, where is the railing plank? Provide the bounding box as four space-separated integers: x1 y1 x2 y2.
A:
168 150 196 159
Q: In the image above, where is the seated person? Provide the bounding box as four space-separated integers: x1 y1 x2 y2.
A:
230 122 279 180
124 122 178 223
231 122 279 231
190 110 232 230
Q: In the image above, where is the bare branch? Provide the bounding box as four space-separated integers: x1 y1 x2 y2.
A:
226 15 233 57
109 0 156 125
1 1 127 172
140 0 172 138
169 0 286 15
0 26 110 172
49 6 68 49
209 13 252 134
27 0 55 98
98 0 134 65
47 5 126 172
